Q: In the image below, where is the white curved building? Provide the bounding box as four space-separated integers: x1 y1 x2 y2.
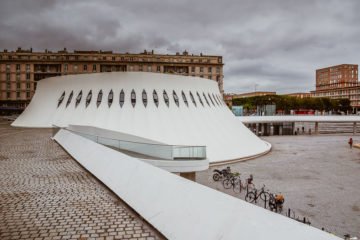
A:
12 72 271 164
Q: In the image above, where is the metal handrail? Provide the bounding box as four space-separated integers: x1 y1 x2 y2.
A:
52 125 207 160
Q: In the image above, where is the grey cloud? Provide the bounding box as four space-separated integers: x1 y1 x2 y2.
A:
0 0 359 93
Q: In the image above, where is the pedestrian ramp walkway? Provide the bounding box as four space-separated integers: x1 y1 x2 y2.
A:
53 129 341 240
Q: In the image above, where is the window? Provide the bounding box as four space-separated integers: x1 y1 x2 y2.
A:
92 64 96 72
83 65 88 71
7 92 10 98
216 67 220 73
26 64 30 72
156 66 161 72
16 92 20 98
26 92 30 98
86 90 92 107
26 73 30 80
64 64 68 72
26 83 30 89
66 91 73 107
142 90 147 107
16 73 20 81
213 93 219 106
217 95 223 105
16 64 20 71
189 91 196 106
182 91 188 107
16 83 20 89
203 93 210 106
6 73 10 81
208 67 212 73
119 89 125 107
197 92 204 106
131 89 136 107
58 91 65 107
200 67 203 72
191 67 195 72
163 90 169 107
153 90 159 107
173 91 179 107
108 89 113 107
6 64 10 72
139 65 143 71
207 93 215 106
97 90 103 107
6 82 10 90
75 90 82 107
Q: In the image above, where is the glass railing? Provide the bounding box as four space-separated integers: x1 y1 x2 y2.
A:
52 126 206 161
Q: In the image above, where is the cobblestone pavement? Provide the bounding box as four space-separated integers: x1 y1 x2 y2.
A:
0 120 163 240
197 134 360 238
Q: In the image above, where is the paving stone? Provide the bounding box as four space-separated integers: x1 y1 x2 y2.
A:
0 121 163 240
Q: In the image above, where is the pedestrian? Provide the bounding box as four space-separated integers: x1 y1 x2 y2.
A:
348 138 353 149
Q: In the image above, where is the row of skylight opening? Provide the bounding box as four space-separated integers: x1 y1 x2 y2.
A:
57 89 225 108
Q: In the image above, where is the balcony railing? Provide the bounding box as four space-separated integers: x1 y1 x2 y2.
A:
53 126 206 161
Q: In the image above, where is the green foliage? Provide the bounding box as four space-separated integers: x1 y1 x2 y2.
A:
232 95 352 114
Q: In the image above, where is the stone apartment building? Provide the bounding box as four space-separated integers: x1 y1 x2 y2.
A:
311 64 359 111
0 48 224 114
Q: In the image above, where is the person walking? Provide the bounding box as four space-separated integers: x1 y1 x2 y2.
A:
348 138 353 149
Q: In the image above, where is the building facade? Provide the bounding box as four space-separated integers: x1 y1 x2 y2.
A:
283 92 312 99
224 91 276 106
0 48 224 114
12 72 271 163
312 64 359 110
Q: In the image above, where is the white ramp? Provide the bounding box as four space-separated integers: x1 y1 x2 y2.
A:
54 129 341 240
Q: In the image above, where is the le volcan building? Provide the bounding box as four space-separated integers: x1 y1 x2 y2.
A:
0 48 224 114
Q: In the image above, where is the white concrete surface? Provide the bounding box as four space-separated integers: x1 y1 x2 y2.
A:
12 72 271 163
54 129 341 240
67 125 209 172
238 115 360 123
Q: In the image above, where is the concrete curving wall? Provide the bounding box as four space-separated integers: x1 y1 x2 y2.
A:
12 72 271 163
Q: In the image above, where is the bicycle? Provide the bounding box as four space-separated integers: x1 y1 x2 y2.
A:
222 172 241 193
268 193 284 213
245 185 270 207
241 174 255 194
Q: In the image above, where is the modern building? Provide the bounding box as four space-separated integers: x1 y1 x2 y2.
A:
312 64 360 110
0 48 224 114
12 72 270 164
11 72 343 239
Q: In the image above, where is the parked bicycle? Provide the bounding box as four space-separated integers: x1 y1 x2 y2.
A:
213 166 232 181
245 185 270 207
241 174 255 194
268 193 284 213
223 172 241 193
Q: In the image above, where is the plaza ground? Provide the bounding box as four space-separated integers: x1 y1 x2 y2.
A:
197 134 360 237
2 118 360 239
0 120 163 240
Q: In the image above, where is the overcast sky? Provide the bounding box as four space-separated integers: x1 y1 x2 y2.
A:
0 0 359 93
